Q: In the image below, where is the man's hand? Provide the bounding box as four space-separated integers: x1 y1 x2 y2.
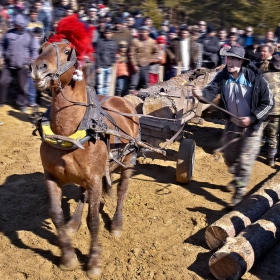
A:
239 117 253 127
192 86 203 98
133 65 139 72
96 68 101 74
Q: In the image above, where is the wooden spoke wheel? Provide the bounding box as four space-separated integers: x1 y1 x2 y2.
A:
176 138 196 184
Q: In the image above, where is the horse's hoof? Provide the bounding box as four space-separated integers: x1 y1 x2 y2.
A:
111 229 122 238
59 254 79 271
86 267 102 279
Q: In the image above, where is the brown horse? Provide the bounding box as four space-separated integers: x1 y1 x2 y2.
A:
30 41 139 278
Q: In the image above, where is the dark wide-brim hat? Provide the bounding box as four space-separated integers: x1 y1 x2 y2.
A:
272 54 280 70
220 46 250 65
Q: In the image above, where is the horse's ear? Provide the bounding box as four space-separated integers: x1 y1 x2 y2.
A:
67 47 76 62
38 42 51 55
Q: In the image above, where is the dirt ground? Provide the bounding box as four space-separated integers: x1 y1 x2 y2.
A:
1 102 280 280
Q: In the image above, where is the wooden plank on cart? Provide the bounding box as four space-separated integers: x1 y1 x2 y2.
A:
108 63 117 96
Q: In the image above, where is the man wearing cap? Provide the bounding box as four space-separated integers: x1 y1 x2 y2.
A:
198 23 220 68
53 0 70 19
240 26 255 47
0 13 39 111
112 17 132 46
129 25 158 90
87 6 98 27
192 46 273 208
96 26 117 95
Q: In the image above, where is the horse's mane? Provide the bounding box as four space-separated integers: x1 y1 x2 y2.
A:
48 14 95 62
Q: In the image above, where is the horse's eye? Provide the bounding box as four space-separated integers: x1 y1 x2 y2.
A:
64 50 70 55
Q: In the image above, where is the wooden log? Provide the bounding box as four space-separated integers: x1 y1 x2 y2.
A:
209 202 280 280
142 96 176 118
123 94 144 114
205 172 280 250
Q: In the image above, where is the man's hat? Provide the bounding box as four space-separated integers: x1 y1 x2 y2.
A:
114 17 123 24
220 46 250 65
169 26 177 34
207 23 215 33
272 54 280 70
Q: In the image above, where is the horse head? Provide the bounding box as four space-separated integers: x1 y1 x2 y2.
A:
30 40 77 91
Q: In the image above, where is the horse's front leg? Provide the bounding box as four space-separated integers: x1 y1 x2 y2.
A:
45 172 79 270
65 187 88 238
86 178 102 278
111 158 133 237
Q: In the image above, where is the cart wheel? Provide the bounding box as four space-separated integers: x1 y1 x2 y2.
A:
176 138 196 184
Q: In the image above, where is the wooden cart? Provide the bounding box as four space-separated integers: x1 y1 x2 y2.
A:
138 88 208 184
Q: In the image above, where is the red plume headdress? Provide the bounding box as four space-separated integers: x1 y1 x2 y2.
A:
48 14 95 64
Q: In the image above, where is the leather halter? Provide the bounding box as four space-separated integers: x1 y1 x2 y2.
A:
50 39 77 82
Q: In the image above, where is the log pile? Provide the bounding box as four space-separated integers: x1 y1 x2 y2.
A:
124 66 224 119
207 171 280 280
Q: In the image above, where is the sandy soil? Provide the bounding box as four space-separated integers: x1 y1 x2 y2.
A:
1 102 280 280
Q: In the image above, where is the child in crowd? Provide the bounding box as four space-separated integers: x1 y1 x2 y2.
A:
149 35 166 85
116 40 130 96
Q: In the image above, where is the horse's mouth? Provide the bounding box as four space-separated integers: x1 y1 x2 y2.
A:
33 74 52 90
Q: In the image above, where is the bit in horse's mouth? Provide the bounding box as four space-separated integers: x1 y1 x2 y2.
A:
33 74 52 89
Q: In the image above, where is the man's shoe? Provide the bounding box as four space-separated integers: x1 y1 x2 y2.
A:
225 180 235 192
227 186 246 210
268 157 275 167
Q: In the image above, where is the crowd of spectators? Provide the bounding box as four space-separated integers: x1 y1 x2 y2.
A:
0 0 280 109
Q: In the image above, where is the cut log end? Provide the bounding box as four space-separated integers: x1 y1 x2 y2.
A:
205 226 229 250
209 252 245 280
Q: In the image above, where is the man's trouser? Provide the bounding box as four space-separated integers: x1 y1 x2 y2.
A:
263 115 280 158
0 67 29 107
129 64 149 90
222 121 264 187
96 67 112 95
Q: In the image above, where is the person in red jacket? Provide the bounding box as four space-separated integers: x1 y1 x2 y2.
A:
116 40 130 96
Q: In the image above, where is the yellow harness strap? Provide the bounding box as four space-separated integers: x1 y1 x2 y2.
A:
42 123 87 148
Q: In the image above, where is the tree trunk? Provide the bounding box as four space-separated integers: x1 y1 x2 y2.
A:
205 172 280 250
209 202 280 280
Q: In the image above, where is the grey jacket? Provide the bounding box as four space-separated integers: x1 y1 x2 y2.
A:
1 14 39 69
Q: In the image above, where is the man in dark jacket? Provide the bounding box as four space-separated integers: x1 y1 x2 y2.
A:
111 17 132 46
52 0 70 20
192 46 273 208
166 25 201 78
34 1 50 34
96 26 117 95
0 13 39 111
198 24 220 68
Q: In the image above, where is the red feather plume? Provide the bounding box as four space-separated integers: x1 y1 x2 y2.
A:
48 14 95 62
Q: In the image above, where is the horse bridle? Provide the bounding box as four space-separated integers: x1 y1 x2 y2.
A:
47 40 91 107
50 39 77 83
